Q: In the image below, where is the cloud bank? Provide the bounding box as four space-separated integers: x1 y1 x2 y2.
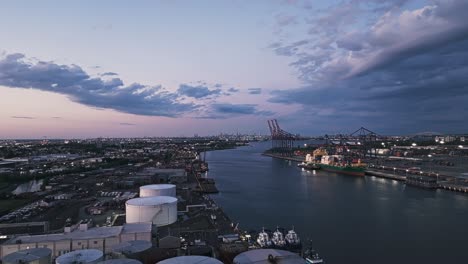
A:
0 53 269 119
268 0 468 134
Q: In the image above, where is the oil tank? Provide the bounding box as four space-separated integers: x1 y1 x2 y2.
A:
111 240 152 261
125 196 177 226
55 249 103 264
2 248 52 264
156 256 223 264
139 184 176 198
233 249 304 264
98 259 142 264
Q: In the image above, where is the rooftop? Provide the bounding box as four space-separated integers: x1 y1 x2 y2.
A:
4 223 151 244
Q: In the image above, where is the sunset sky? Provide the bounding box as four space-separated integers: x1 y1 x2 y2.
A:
1 0 467 138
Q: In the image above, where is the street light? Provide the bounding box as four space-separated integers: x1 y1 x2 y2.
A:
406 169 409 177
393 167 396 175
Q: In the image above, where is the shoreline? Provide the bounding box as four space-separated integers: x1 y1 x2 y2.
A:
263 151 468 194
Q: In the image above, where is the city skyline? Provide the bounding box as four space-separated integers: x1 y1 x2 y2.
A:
1 0 468 138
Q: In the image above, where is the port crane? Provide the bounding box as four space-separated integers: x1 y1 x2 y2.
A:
267 119 299 151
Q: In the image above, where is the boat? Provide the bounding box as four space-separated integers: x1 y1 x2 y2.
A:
303 240 324 264
271 227 287 248
284 227 301 250
297 162 321 170
305 148 365 176
256 228 272 248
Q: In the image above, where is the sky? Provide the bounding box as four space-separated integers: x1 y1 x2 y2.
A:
1 0 468 138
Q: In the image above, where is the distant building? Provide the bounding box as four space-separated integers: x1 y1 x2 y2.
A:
0 223 152 259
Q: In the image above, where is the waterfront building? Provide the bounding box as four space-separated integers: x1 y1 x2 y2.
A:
0 223 152 259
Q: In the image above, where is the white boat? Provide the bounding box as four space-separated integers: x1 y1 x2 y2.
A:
271 227 287 248
285 227 301 248
256 228 272 248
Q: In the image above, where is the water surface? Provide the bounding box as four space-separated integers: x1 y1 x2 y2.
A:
206 141 468 264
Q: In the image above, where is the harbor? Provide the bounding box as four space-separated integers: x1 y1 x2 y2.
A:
206 141 468 264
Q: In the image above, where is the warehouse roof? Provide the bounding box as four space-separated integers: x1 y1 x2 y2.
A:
4 223 151 244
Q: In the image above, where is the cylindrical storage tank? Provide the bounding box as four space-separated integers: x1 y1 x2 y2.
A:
55 249 103 264
140 184 176 198
126 197 177 226
233 249 303 264
156 256 223 264
2 248 52 264
111 240 152 261
98 259 142 264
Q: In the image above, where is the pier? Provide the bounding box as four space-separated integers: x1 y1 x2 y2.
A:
365 169 406 181
265 153 468 194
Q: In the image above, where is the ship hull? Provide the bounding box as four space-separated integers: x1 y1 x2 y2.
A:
320 164 365 176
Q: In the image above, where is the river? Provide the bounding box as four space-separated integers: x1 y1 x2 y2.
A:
205 141 468 264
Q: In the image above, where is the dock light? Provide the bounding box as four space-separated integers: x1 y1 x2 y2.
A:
411 143 417 147
428 154 432 158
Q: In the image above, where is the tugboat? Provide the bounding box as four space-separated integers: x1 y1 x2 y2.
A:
285 227 301 250
256 228 272 248
303 240 324 264
271 227 287 248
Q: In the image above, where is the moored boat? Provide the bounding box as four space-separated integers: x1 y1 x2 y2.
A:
256 228 272 248
271 227 287 248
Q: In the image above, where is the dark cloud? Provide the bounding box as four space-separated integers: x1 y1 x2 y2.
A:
0 53 196 117
51 117 62 119
11 116 35 119
248 88 262 95
268 0 468 134
227 87 240 93
119 122 136 126
198 104 275 119
101 72 118 76
177 84 222 99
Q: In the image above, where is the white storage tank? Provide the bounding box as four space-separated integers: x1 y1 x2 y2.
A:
2 248 52 264
140 184 176 198
98 259 142 264
156 256 223 264
125 196 177 226
233 249 304 264
55 249 103 264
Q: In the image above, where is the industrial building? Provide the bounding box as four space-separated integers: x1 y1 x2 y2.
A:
0 223 152 259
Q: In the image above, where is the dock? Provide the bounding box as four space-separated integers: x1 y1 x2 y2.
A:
365 170 406 181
